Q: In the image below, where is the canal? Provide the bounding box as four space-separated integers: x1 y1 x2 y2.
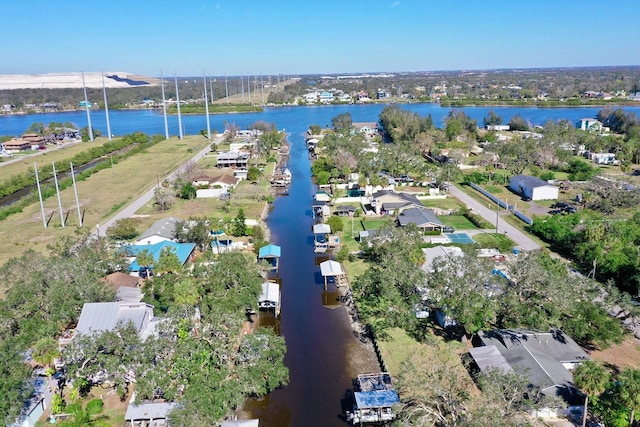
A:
243 123 379 426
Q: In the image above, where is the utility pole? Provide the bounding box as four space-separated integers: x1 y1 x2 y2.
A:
81 71 94 142
495 199 500 234
161 70 169 140
175 73 183 139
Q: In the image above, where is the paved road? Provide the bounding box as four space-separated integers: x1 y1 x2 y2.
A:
95 136 222 238
447 184 541 251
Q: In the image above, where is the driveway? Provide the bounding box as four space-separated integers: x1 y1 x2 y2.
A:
447 184 541 251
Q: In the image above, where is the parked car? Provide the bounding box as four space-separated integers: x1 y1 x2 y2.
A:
551 202 568 209
564 206 577 214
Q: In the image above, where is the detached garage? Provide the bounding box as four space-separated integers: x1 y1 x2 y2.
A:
509 175 559 201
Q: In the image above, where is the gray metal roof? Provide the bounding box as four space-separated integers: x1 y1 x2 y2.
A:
509 174 557 190
477 329 589 395
320 260 344 277
398 207 443 227
76 302 153 336
125 401 178 421
313 223 331 234
259 282 280 305
136 217 181 243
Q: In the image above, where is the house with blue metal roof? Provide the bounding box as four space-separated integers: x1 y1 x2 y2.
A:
124 240 196 273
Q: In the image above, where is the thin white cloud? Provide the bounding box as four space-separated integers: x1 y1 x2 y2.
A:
390 1 400 7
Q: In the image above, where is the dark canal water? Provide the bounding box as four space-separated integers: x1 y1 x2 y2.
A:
242 123 378 426
4 104 640 426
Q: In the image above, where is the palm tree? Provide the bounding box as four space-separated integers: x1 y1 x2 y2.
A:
618 368 640 426
573 360 610 427
135 249 154 278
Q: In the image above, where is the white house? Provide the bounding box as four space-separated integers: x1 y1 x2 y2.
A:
578 118 604 132
509 175 559 201
134 217 181 245
303 92 318 104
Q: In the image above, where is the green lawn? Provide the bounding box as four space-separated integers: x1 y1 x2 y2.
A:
439 215 477 230
472 232 515 252
421 197 466 211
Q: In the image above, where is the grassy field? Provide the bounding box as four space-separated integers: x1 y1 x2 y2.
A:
0 135 210 271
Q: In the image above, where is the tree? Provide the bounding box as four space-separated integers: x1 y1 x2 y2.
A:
309 124 322 135
618 368 640 426
573 360 610 427
153 187 175 211
483 110 503 127
331 112 353 133
154 246 183 275
106 218 140 241
247 166 261 181
428 248 501 335
508 114 529 131
232 209 246 237
471 367 548 426
325 215 344 233
135 249 154 273
62 322 146 400
174 217 211 251
396 343 473 425
179 182 197 199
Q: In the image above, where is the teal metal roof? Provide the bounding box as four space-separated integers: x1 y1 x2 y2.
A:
126 240 195 271
259 244 281 258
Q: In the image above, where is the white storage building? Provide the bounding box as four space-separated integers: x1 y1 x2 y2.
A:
509 175 559 201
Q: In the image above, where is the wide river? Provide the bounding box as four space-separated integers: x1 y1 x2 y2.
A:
3 104 640 426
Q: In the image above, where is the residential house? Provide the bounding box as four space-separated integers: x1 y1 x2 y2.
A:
509 175 559 201
125 399 179 427
303 91 318 104
102 272 142 303
216 151 250 169
319 91 334 104
578 118 604 132
352 122 379 139
124 240 196 275
370 190 424 215
356 91 371 103
134 217 181 245
59 301 162 348
397 207 444 232
2 138 32 153
21 133 46 149
377 89 390 99
196 174 240 199
470 329 589 400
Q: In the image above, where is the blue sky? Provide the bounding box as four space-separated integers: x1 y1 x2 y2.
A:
1 0 638 77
